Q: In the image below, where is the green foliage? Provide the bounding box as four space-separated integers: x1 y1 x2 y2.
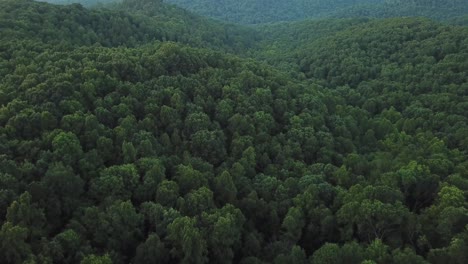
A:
165 0 468 24
332 1 468 22
167 216 208 263
214 171 237 205
40 0 118 7
133 234 169 263
0 0 467 263
80 254 113 264
0 0 257 52
165 0 384 24
0 222 32 264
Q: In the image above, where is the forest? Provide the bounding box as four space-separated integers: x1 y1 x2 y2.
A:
0 0 467 263
163 0 468 24
37 0 119 7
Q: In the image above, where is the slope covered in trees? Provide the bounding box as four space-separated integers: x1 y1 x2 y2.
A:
165 0 468 24
331 0 468 22
164 0 385 24
1 0 257 52
38 0 118 7
1 0 468 263
36 0 468 24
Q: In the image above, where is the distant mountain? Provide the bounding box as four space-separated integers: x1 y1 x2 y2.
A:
164 0 385 24
449 15 468 26
331 0 468 22
114 0 260 52
4 0 258 52
165 0 468 24
37 0 119 7
39 0 468 24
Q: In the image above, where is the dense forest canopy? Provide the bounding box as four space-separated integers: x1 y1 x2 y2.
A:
331 0 468 22
1 0 467 263
164 0 385 24
36 0 468 24
0 0 258 52
38 0 120 7
163 0 468 24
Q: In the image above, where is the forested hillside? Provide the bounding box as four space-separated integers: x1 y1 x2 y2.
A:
1 0 467 263
165 0 385 24
38 0 118 7
165 0 468 24
37 0 468 24
2 0 257 52
331 0 468 22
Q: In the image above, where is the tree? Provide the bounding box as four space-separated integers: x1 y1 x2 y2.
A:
175 164 208 194
156 180 180 208
184 112 211 137
52 131 83 166
273 245 307 264
6 191 46 240
392 247 428 264
190 129 227 165
167 216 208 264
311 243 341 264
0 172 20 220
82 201 143 261
428 235 468 264
42 162 84 227
80 254 112 264
396 161 439 212
97 136 114 163
422 185 468 247
365 239 392 264
181 187 215 216
240 147 256 178
140 202 181 237
0 222 32 264
135 158 166 202
337 185 409 243
214 171 237 205
90 164 139 201
122 141 137 163
133 234 169 264
201 204 246 263
49 229 83 264
281 206 305 243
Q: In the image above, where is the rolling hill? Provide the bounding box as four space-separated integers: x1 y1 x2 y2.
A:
165 0 468 24
0 0 467 263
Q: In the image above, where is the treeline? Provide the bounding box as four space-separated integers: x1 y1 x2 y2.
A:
164 0 384 24
385 0 467 8
331 1 468 22
0 0 257 52
0 0 467 263
38 0 119 7
34 0 468 25
164 0 468 24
